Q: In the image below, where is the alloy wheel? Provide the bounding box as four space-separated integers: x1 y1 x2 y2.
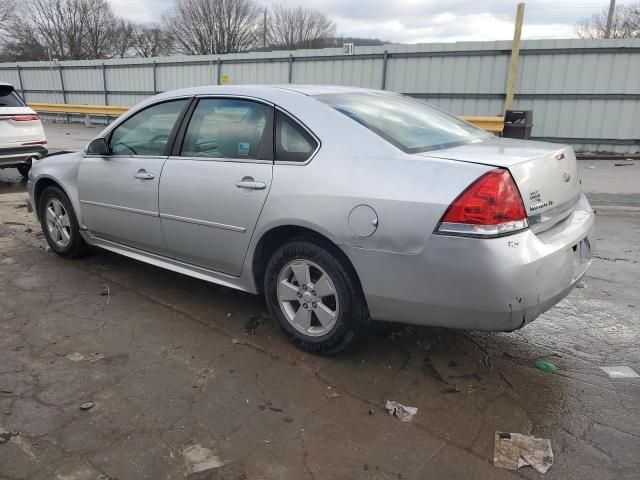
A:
277 259 340 337
45 198 72 249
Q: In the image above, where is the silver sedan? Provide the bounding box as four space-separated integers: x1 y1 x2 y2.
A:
28 85 594 353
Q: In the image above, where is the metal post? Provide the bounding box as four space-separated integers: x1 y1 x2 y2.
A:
102 64 108 105
381 50 389 90
58 65 67 104
288 54 293 83
152 61 158 94
58 65 69 122
216 58 222 85
504 2 525 113
605 0 616 38
16 65 25 102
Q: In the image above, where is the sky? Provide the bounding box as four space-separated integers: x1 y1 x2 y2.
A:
110 0 636 43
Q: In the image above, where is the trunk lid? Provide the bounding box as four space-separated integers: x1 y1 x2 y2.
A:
421 137 581 232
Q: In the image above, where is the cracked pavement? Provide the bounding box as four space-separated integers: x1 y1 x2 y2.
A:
0 129 639 479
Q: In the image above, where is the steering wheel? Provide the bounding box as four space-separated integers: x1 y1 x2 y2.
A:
150 134 169 144
113 142 138 155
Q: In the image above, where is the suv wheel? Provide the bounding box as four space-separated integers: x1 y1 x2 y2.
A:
38 186 89 257
264 237 369 354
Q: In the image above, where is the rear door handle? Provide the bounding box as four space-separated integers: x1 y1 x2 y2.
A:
235 179 266 190
133 169 154 180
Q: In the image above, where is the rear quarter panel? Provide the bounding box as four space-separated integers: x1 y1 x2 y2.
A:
251 94 493 256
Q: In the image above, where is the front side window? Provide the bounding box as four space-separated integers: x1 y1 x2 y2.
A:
109 100 188 156
181 99 271 160
315 92 491 153
275 111 318 163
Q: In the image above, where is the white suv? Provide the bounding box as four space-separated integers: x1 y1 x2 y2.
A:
0 83 47 178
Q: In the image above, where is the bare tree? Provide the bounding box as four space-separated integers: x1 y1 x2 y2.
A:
165 0 260 55
577 3 640 39
111 19 138 58
0 0 28 61
133 24 175 57
0 0 17 36
82 0 123 59
0 22 48 62
1 0 136 61
25 0 90 59
266 3 336 50
0 0 14 59
623 5 640 36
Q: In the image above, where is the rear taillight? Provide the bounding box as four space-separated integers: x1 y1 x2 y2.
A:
436 168 528 237
12 114 39 122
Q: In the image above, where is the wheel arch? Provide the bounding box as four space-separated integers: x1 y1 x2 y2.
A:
33 177 70 220
251 224 364 297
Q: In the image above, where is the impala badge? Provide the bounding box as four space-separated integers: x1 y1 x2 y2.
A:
563 171 571 183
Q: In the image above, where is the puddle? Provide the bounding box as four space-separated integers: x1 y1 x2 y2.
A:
0 169 27 194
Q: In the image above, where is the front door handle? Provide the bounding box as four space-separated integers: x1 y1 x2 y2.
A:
235 178 266 190
133 169 154 180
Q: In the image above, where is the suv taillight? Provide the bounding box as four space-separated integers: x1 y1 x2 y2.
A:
436 168 528 237
12 114 39 122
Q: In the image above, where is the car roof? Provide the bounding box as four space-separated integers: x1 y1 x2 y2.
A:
273 84 377 96
153 84 381 103
0 82 14 88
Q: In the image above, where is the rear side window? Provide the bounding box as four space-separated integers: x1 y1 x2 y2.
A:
275 111 318 163
0 86 25 107
181 98 272 160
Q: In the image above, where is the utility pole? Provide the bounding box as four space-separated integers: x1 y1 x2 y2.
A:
605 0 616 38
504 2 525 112
263 7 267 49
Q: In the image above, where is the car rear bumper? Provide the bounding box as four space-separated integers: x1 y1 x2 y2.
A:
0 145 48 167
344 194 595 331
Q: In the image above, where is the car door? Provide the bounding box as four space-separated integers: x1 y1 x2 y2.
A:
78 98 190 253
159 97 273 276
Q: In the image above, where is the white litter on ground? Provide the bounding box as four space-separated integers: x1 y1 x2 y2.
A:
494 432 553 474
385 400 417 422
599 366 640 378
65 352 85 362
183 445 225 473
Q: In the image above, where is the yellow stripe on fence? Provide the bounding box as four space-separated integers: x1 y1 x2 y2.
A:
29 103 505 133
29 103 129 116
460 116 504 133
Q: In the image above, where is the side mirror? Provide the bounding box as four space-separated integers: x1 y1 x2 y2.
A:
87 138 109 156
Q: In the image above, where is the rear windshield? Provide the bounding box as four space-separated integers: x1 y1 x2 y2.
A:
0 86 25 107
315 92 490 153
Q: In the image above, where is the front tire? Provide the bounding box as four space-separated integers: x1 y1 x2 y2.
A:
264 237 369 354
38 186 89 258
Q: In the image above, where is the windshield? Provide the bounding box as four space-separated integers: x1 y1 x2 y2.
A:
315 92 491 153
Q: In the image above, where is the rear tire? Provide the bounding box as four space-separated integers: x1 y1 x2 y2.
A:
38 186 89 258
264 237 369 354
17 164 30 179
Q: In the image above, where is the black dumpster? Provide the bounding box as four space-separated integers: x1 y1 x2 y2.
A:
503 110 533 140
